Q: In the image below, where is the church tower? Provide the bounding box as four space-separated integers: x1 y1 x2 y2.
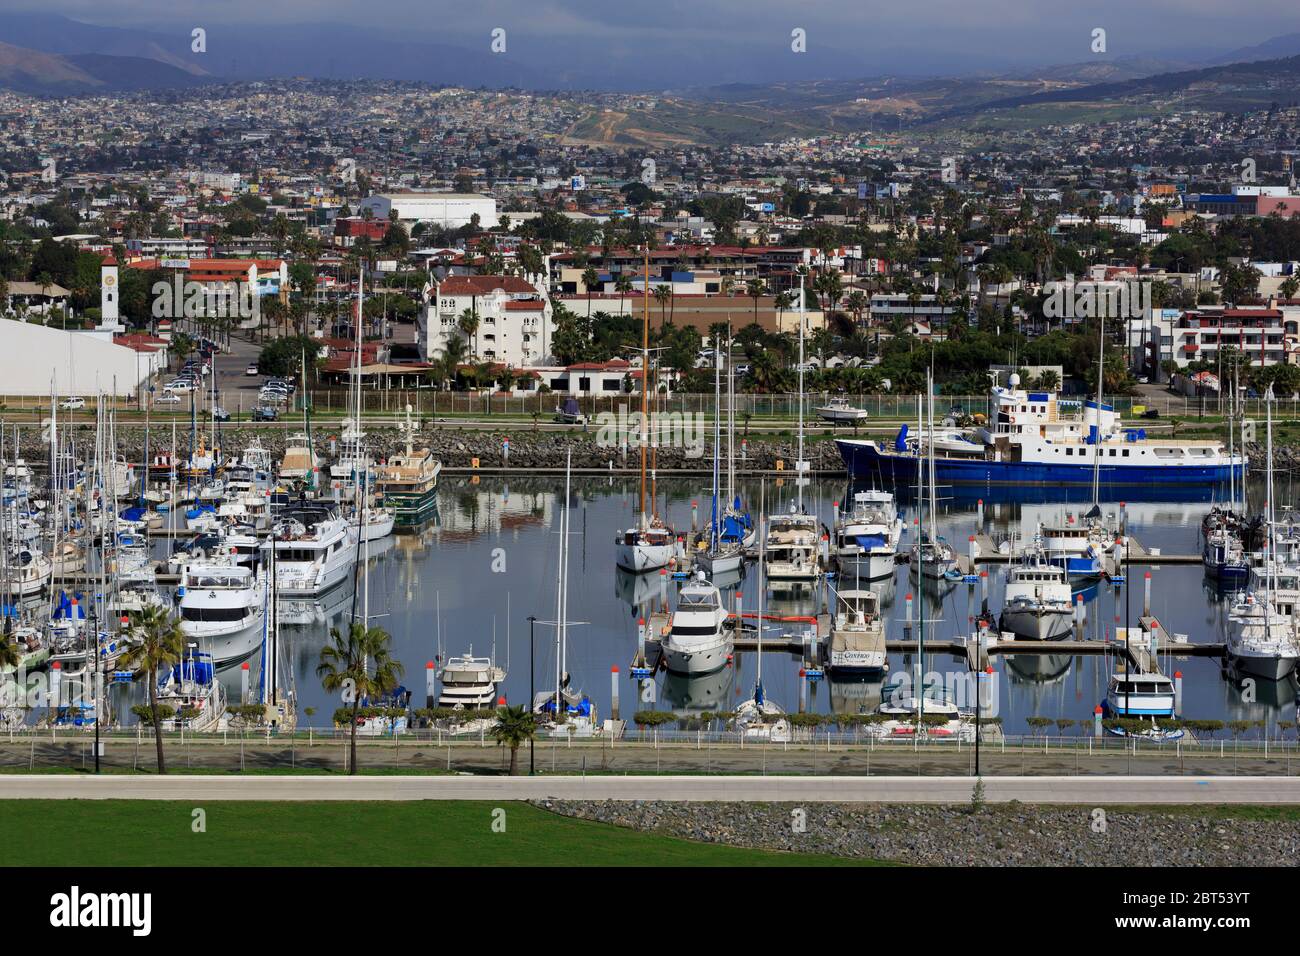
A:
100 254 121 329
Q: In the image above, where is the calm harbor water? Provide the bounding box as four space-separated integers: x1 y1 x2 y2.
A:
96 473 1300 735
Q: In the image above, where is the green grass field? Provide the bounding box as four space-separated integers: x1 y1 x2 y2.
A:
0 800 878 867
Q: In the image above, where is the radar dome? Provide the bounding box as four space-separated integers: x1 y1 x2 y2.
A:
1008 373 1021 387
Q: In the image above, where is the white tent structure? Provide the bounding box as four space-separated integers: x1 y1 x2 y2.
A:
0 321 154 397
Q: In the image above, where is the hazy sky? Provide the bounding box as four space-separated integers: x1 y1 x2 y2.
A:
3 0 1300 83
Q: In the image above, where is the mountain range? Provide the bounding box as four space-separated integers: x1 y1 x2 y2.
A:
2 12 1300 139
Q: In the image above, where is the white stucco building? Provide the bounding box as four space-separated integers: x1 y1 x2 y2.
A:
358 192 496 229
0 321 159 397
419 275 553 367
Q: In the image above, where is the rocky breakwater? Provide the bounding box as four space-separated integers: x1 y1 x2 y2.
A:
24 426 848 475
538 800 1300 866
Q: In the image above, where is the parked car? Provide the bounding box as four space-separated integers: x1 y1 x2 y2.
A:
212 407 231 423
154 393 181 406
245 364 259 376
164 381 193 395
251 406 278 422
58 397 85 410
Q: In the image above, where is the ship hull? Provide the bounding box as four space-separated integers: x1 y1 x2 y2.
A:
837 440 1243 487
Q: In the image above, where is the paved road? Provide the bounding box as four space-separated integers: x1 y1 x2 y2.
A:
1 774 1298 803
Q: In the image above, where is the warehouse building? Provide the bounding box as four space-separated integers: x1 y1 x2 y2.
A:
0 321 158 397
357 192 496 229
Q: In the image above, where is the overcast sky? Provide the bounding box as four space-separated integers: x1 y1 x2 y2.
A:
3 0 1300 83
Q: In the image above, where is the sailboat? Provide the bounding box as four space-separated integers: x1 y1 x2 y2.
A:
615 247 678 574
695 345 744 575
536 448 598 733
909 373 958 582
1228 386 1299 681
733 480 791 741
763 274 821 587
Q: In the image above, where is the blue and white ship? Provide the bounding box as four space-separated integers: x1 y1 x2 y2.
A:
837 373 1244 491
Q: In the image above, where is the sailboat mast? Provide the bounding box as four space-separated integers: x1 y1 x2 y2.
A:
726 319 735 505
712 343 721 548
1092 316 1104 507
639 247 649 531
797 273 805 510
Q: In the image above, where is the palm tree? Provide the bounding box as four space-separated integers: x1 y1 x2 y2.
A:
614 273 633 316
582 266 600 319
490 705 536 775
316 621 405 775
438 336 468 389
653 285 671 328
457 307 480 360
845 290 869 330
0 630 20 671
745 278 767 327
118 606 185 774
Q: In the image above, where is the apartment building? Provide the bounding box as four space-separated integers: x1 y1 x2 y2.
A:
419 274 553 367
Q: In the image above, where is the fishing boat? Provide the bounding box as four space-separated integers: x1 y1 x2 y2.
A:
999 552 1073 641
662 572 731 675
833 489 901 582
826 587 886 674
374 405 441 528
1203 525 1249 583
815 396 869 424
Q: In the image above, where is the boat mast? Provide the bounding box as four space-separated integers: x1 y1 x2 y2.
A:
726 318 735 507
711 341 721 551
1091 315 1104 508
756 478 766 701
639 247 649 533
797 273 805 511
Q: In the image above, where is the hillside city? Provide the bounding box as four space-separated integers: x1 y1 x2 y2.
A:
2 78 1300 402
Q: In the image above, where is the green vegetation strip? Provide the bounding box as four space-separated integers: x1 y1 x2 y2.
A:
0 799 875 867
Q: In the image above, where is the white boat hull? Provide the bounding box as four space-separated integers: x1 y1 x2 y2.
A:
1000 605 1073 641
664 638 731 675
836 550 896 582
615 540 676 574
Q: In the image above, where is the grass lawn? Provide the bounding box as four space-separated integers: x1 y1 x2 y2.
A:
0 800 880 867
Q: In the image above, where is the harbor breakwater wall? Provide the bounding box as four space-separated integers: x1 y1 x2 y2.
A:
15 427 847 474
15 426 1292 475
